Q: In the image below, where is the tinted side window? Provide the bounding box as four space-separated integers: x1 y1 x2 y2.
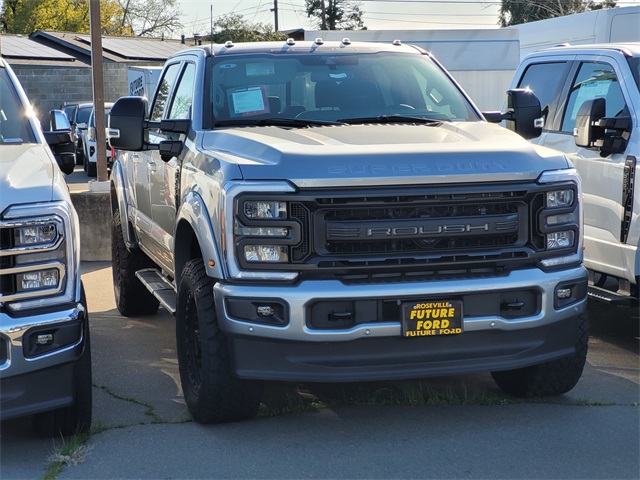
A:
517 62 569 127
150 63 181 121
560 62 628 133
168 63 196 120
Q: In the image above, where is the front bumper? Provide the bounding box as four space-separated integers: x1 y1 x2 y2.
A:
214 266 588 382
0 302 87 420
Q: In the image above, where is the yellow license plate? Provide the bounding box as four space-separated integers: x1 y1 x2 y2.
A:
402 300 463 337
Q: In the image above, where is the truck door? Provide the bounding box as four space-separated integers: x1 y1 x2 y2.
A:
134 62 181 267
536 58 633 280
148 62 196 255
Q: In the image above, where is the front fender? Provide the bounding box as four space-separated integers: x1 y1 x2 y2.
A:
175 191 225 280
110 160 135 249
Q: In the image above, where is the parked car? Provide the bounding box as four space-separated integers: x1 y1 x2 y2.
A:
67 102 93 165
0 58 91 436
82 102 114 177
503 43 639 307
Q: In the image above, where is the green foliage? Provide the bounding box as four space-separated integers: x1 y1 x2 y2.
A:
205 14 287 44
1 0 128 34
305 0 365 30
499 0 617 27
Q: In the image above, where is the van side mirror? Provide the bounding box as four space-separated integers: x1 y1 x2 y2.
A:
574 98 630 155
483 89 543 140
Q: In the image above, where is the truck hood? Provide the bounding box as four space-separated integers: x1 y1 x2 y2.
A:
0 144 56 211
200 122 570 187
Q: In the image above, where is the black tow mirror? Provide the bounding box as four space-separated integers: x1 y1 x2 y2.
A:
483 89 543 140
574 98 630 155
503 89 543 140
108 96 149 151
45 110 76 175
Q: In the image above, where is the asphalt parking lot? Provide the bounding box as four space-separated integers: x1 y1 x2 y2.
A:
1 260 638 480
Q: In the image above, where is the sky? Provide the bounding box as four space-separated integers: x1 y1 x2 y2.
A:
176 0 640 37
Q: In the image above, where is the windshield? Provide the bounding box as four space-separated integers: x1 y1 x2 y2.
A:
627 57 640 92
76 105 92 124
0 68 35 144
209 51 479 125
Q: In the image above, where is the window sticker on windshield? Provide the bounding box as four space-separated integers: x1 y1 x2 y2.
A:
246 62 275 77
228 86 269 117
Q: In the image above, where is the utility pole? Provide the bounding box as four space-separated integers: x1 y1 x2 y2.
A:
89 0 108 183
271 0 279 31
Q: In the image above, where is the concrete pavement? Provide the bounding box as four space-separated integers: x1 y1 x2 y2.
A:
1 262 638 479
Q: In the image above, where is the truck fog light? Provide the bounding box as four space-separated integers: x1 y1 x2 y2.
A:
556 288 572 299
244 245 288 262
546 190 574 208
257 306 275 317
546 231 573 250
17 269 59 291
15 224 57 246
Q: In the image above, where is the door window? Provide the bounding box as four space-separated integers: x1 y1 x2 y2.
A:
150 63 181 121
517 62 569 128
560 62 628 133
168 63 196 120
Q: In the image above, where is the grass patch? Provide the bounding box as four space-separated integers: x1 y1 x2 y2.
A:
42 431 92 480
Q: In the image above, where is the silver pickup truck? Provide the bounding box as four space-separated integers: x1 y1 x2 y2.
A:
108 39 589 423
0 59 91 436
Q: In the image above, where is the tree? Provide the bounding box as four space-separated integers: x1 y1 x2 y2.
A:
205 14 287 44
116 0 183 37
0 0 181 37
305 0 365 30
1 0 127 35
499 0 617 27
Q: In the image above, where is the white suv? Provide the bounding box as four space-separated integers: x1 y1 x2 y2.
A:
507 43 639 306
82 102 114 177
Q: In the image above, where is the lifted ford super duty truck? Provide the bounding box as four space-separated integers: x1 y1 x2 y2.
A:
0 59 91 436
108 39 589 423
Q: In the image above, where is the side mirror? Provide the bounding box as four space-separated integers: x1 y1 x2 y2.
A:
49 109 71 131
574 98 630 155
108 96 148 151
43 130 76 175
503 89 543 140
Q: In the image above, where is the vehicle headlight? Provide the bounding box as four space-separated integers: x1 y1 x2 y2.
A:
537 169 583 267
224 182 300 280
1 202 80 311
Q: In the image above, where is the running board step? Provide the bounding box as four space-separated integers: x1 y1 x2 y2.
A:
136 268 177 314
588 285 638 308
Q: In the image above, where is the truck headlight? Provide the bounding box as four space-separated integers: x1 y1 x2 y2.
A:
546 189 574 208
538 169 583 268
15 224 58 246
546 231 574 250
244 201 287 219
244 245 289 262
1 202 80 311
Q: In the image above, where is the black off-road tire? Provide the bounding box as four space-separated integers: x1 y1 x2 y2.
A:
491 311 589 397
34 286 92 437
111 208 159 317
176 258 263 423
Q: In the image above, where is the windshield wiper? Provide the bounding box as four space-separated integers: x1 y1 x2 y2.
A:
214 118 347 127
337 115 443 125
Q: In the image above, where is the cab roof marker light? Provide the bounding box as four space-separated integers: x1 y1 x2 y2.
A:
314 38 324 45
393 39 402 46
342 38 351 45
286 38 295 46
224 41 234 48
